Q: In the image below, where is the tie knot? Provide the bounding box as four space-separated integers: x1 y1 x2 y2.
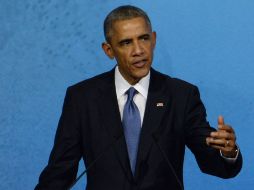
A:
126 87 137 101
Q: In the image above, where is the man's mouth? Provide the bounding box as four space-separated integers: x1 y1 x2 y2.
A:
133 59 147 68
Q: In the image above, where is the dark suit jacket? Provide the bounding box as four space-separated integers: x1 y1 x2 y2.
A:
35 68 242 190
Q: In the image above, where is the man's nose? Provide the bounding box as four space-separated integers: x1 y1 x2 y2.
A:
132 42 144 56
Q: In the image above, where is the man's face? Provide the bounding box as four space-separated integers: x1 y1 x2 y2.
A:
102 17 156 85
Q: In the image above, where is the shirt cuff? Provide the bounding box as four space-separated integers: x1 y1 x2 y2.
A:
220 144 240 164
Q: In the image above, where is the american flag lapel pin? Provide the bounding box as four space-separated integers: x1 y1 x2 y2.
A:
156 102 164 107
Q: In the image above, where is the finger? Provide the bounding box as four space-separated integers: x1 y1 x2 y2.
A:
206 138 235 150
218 115 224 125
208 144 225 150
208 143 236 153
218 125 235 133
210 131 235 140
206 137 226 147
208 144 228 152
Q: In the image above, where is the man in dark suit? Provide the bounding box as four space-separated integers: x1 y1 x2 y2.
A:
35 5 242 190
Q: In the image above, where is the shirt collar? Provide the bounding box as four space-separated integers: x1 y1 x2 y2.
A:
115 66 150 99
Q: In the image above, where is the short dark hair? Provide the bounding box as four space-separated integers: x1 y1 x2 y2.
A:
103 5 152 42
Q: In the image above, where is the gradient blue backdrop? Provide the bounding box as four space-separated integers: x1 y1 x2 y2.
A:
1 0 253 189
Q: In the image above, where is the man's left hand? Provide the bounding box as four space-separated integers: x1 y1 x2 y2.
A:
206 116 238 158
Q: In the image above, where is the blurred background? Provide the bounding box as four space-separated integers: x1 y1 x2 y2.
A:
0 0 253 189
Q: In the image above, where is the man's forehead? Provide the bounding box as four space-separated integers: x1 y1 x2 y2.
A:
111 17 151 34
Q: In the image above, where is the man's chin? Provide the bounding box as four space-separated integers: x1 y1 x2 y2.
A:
132 69 150 80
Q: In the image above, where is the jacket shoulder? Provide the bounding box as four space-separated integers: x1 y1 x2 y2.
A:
151 69 198 92
67 69 114 93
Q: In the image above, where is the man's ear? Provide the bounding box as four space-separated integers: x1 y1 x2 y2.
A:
102 42 115 59
151 31 157 49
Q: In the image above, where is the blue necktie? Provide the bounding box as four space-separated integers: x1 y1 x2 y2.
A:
122 87 141 175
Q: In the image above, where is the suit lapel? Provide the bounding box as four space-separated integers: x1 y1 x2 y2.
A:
97 69 134 182
135 69 172 179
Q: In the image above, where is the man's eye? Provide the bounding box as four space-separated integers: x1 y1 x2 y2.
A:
120 40 131 46
141 36 150 41
123 41 130 45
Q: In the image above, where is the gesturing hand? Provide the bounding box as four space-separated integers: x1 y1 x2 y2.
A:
206 116 238 158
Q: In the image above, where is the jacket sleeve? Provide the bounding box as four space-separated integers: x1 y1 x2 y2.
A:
35 87 82 189
184 86 242 178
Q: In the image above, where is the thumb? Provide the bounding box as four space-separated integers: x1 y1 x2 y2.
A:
218 115 224 125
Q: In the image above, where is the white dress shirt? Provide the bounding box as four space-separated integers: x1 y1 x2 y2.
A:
115 66 150 126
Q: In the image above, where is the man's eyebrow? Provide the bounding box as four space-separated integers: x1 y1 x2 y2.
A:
138 34 151 40
118 33 151 45
118 38 132 45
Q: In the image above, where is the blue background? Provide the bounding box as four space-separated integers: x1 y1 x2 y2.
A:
1 0 253 189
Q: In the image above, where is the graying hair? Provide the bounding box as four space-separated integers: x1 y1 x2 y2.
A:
103 5 152 42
